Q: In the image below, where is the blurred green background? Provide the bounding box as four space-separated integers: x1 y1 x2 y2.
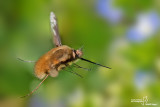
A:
0 0 160 107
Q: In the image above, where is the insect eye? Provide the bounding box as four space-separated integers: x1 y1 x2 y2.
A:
75 50 83 58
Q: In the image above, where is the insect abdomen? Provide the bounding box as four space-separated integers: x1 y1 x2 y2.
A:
34 54 51 79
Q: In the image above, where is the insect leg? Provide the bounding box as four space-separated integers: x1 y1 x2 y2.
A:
73 63 91 71
17 57 36 63
19 74 49 98
65 66 83 78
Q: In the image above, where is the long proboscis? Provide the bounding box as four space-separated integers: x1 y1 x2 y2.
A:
19 74 49 98
80 58 111 69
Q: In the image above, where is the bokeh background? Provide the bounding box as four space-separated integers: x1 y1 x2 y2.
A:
0 0 160 107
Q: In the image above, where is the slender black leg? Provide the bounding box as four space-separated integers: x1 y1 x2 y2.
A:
73 63 91 71
65 65 83 78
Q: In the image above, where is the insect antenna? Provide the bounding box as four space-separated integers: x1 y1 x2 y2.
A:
17 57 36 63
19 74 49 98
78 45 84 51
80 58 111 69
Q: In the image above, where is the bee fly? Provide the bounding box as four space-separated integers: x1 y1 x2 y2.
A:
19 12 111 98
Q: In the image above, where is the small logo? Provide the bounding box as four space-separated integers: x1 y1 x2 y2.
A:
131 96 157 106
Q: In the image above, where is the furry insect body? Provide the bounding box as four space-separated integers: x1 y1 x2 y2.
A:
35 45 82 79
19 11 111 98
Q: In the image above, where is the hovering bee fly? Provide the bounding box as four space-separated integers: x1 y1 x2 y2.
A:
19 12 111 98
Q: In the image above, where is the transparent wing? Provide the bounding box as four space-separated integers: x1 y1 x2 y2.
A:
50 12 62 47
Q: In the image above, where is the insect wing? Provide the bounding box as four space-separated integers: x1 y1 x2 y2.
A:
50 12 62 47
